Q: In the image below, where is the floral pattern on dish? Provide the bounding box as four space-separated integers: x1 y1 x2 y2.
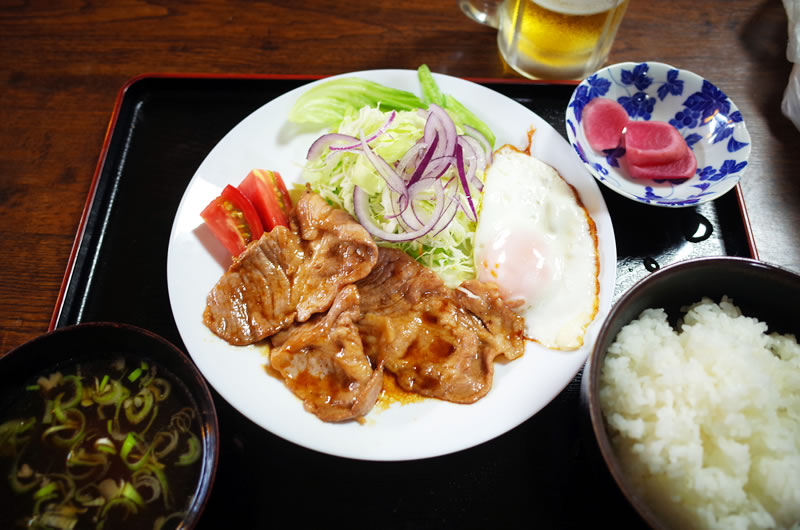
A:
566 61 751 208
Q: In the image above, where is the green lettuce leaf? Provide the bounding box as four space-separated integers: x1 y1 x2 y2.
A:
288 78 425 126
418 64 495 148
288 65 495 149
417 64 447 107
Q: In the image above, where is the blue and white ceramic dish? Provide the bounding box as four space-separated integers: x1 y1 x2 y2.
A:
566 62 751 208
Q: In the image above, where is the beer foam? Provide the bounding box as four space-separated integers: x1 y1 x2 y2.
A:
532 0 624 16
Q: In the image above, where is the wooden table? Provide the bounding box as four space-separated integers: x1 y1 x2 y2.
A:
1 2 798 528
0 0 796 359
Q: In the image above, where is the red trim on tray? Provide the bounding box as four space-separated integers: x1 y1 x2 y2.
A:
463 76 580 87
122 72 328 85
734 182 758 260
49 79 130 331
121 72 581 87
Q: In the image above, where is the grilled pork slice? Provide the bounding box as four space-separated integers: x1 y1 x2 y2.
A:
356 248 524 404
292 188 379 322
203 225 301 345
453 279 526 362
203 190 379 345
269 286 384 422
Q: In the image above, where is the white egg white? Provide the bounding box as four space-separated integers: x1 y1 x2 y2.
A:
473 146 599 350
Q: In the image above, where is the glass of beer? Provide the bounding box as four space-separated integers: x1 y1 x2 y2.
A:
497 0 630 80
458 0 504 28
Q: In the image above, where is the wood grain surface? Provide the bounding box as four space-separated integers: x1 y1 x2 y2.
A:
1 0 798 353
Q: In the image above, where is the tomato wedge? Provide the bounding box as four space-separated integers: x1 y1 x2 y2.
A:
201 184 264 256
238 169 292 231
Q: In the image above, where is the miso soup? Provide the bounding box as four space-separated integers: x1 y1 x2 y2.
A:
0 355 204 529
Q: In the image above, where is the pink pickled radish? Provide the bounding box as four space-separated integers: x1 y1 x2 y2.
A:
626 145 698 180
624 120 688 166
583 98 629 151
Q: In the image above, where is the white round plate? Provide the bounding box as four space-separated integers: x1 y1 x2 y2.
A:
565 61 751 208
167 69 616 461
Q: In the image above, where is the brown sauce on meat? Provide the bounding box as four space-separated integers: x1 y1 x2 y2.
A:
265 347 423 413
291 365 337 395
421 312 438 325
407 335 454 362
214 199 527 422
374 372 426 409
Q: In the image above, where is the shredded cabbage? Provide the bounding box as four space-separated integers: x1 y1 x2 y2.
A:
302 106 484 287
291 65 495 287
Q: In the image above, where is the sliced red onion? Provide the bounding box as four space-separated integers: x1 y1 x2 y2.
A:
310 103 492 243
306 111 397 159
422 153 454 182
406 133 439 187
430 178 462 237
463 124 493 165
331 110 396 151
455 143 478 223
389 188 422 231
456 143 480 193
431 196 461 237
395 142 426 179
359 131 408 196
426 104 457 159
457 136 485 192
421 108 454 182
354 185 445 242
306 132 359 160
405 178 441 229
385 189 411 223
391 178 442 231
423 112 444 157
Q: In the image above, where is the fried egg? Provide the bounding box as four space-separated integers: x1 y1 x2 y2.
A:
474 146 600 350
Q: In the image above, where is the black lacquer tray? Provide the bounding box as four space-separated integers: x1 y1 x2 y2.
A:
51 74 755 529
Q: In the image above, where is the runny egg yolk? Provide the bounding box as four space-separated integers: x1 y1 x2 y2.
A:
477 228 554 305
472 145 600 351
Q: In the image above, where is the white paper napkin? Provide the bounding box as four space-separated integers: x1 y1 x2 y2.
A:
782 0 800 130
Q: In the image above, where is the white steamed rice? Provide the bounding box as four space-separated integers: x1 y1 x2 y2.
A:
599 296 800 530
